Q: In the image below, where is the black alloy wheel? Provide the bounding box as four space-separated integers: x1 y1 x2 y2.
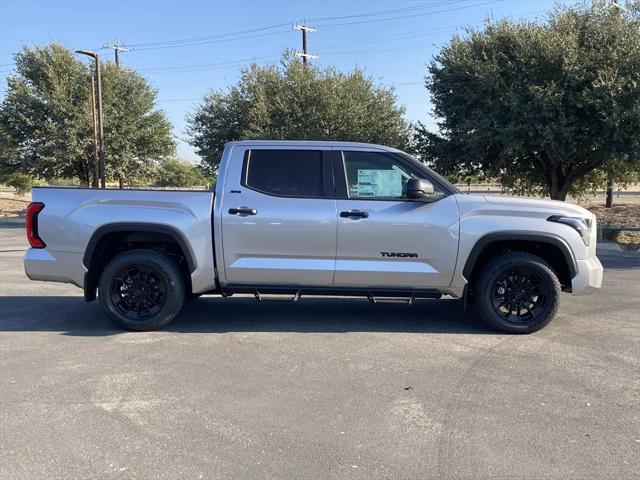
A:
109 264 168 321
490 266 550 323
99 249 185 331
475 252 561 333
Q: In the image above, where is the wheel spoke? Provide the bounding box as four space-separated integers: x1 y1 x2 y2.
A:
489 264 554 324
109 263 167 322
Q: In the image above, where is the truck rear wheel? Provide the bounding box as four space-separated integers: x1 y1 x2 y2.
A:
475 252 560 333
98 249 185 331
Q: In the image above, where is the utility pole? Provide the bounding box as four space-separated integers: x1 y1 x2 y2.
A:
293 22 318 64
90 78 99 188
103 41 131 67
605 0 627 207
76 50 106 189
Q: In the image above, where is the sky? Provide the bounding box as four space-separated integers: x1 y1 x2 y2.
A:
0 0 576 162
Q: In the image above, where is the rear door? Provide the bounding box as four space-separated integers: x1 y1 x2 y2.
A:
220 147 337 286
333 148 459 288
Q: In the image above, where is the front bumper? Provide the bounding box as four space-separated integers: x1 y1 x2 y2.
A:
571 256 603 295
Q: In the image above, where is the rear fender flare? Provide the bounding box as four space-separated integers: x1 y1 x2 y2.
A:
83 223 196 301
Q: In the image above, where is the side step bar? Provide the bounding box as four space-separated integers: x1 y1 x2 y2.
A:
225 285 443 304
368 294 415 305
255 291 301 303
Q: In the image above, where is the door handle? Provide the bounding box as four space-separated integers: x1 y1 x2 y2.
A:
228 207 257 215
340 210 369 219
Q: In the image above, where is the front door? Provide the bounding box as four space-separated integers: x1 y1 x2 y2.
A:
333 149 459 288
220 147 337 286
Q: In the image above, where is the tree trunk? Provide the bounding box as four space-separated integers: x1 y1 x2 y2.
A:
118 177 124 189
549 164 571 201
549 186 569 201
549 175 572 201
77 164 90 187
605 174 613 208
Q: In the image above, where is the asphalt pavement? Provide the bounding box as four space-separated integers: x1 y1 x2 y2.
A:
1 225 639 479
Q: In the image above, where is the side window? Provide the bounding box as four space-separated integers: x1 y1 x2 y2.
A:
342 151 419 199
244 149 324 198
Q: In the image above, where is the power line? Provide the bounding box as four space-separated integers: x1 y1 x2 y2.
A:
316 0 504 28
308 0 461 22
172 133 190 143
314 8 545 50
133 29 291 51
108 3 455 51
316 23 468 51
137 54 280 73
94 0 498 53
124 23 292 51
127 21 291 48
0 5 542 78
124 9 543 75
159 98 201 103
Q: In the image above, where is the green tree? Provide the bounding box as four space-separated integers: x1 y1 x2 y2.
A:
187 54 411 174
101 63 175 187
0 44 175 186
572 156 640 200
155 157 210 188
416 1 640 201
0 44 93 184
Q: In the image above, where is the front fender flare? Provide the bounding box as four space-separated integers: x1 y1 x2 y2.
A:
462 231 578 280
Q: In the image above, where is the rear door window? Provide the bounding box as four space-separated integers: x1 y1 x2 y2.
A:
244 149 325 198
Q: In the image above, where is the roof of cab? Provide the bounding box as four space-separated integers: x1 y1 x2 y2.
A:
225 139 405 153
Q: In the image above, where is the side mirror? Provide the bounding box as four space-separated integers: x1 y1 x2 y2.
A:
406 178 436 201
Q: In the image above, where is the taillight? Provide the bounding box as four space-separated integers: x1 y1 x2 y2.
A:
26 202 46 248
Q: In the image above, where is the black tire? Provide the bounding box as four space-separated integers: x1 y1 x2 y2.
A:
98 249 185 331
475 252 560 334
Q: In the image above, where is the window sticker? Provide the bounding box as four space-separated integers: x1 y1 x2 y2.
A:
356 169 403 197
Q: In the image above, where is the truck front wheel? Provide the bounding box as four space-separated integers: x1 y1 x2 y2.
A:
475 252 561 333
98 249 185 331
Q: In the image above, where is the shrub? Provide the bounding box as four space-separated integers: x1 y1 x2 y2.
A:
5 173 39 195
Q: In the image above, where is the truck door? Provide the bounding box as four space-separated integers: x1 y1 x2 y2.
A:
333 149 459 288
220 147 337 286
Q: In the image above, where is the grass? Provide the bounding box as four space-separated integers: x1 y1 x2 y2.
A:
0 191 30 217
583 203 640 228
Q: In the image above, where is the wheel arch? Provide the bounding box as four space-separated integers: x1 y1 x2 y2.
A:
83 223 196 302
463 232 577 292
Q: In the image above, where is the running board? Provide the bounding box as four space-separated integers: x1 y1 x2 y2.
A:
255 290 301 303
225 285 443 303
368 294 414 305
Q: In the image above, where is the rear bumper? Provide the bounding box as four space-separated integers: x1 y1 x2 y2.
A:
24 248 86 288
571 256 603 295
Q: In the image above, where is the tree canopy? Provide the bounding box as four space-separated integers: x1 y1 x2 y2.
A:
416 1 640 200
187 54 412 174
155 157 210 188
0 44 175 186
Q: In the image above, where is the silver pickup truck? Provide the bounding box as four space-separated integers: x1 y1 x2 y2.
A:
24 140 603 333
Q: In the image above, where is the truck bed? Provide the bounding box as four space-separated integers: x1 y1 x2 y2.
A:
24 187 216 293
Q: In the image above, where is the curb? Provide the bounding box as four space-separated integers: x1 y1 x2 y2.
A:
0 216 26 226
596 242 624 252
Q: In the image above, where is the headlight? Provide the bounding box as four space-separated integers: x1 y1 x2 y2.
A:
548 215 592 246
